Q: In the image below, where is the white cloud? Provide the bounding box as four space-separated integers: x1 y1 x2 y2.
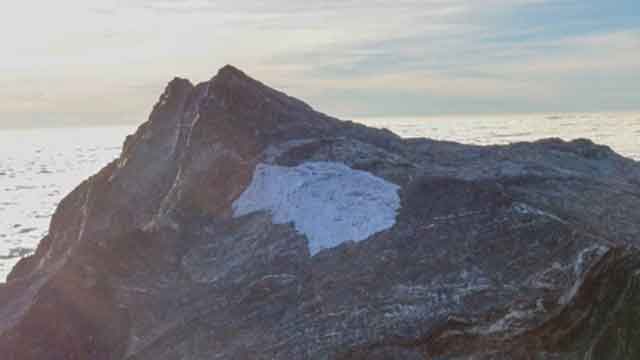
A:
0 0 637 125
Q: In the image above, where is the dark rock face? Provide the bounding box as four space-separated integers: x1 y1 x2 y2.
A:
2 65 640 359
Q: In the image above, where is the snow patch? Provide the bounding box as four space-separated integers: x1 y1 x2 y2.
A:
512 202 568 224
232 162 401 255
559 245 610 305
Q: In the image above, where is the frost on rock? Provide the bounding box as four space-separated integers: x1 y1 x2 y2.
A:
232 162 401 255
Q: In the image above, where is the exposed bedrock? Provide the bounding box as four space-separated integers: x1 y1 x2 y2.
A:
2 65 640 359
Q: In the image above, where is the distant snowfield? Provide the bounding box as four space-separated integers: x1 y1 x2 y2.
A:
233 162 401 255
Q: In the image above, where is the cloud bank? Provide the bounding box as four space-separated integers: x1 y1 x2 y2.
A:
0 0 638 127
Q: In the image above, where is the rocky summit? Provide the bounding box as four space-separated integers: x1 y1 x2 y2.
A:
2 65 640 360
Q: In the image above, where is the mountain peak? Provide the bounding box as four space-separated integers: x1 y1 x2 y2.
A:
210 64 263 93
164 76 194 96
205 64 317 120
3 64 640 359
216 64 248 79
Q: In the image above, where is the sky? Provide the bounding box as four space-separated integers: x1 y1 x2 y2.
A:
0 0 638 128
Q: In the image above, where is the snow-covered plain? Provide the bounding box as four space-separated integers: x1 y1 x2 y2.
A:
0 126 133 281
232 162 401 255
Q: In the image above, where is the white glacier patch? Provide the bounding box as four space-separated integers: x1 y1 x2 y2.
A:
232 162 401 255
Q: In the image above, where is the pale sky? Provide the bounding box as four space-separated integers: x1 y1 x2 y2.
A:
1 0 638 128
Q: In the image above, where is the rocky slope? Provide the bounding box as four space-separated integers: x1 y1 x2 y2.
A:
2 65 640 359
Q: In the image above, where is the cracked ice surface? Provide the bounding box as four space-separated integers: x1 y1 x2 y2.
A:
233 162 401 255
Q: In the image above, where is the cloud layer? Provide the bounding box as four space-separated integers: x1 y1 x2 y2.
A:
0 0 638 127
